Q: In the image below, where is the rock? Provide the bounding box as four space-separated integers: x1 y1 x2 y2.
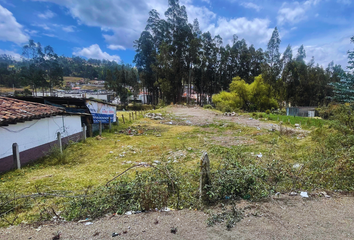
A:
85 222 93 226
257 127 261 130
231 112 236 116
249 118 253 120
295 123 300 127
289 192 297 196
170 227 177 234
109 151 113 154
300 192 309 198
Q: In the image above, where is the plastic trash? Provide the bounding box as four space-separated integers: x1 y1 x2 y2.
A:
85 222 93 226
300 192 309 198
112 232 121 237
256 153 262 158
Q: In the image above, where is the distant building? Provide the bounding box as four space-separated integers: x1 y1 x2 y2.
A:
0 97 83 173
286 107 316 117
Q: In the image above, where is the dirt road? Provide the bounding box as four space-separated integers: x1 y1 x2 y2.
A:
1 195 354 240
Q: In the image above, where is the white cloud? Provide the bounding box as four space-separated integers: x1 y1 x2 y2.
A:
240 2 261 12
206 17 273 45
38 10 55 19
201 0 211 4
0 5 29 44
73 44 121 62
184 4 216 30
25 29 39 36
62 25 75 32
32 23 51 30
107 44 126 50
277 0 321 25
43 33 56 37
0 49 22 61
292 28 354 68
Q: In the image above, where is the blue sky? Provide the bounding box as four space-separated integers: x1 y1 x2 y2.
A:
0 0 353 68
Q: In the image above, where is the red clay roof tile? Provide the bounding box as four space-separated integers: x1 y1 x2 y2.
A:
0 97 64 126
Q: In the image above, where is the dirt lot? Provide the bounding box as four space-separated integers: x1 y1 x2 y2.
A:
167 106 307 133
1 106 353 239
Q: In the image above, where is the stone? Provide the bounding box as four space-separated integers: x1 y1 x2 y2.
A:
289 192 297 196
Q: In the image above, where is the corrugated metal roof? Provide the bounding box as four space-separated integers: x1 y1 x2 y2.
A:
0 97 64 126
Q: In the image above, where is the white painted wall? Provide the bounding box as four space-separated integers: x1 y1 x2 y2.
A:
0 115 82 159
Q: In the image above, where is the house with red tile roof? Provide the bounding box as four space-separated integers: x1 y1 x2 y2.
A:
0 97 83 173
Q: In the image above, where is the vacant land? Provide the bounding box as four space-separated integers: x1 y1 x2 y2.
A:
1 106 353 239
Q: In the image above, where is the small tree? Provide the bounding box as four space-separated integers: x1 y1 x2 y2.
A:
330 36 354 103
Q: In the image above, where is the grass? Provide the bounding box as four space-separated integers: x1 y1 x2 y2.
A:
250 112 327 129
0 106 352 226
63 77 83 84
0 86 24 93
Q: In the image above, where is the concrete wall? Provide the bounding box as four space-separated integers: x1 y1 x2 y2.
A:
0 115 82 173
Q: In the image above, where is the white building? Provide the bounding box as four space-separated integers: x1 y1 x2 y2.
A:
0 97 83 173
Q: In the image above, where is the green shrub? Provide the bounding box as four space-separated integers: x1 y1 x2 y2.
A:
203 104 213 109
265 110 270 115
222 105 233 113
208 149 270 201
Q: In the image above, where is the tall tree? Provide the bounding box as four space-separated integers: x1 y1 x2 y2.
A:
263 27 282 93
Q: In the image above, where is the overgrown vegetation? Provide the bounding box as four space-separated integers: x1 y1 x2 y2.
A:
1 106 354 229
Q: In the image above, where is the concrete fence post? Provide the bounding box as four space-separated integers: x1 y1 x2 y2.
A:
82 124 87 142
200 152 211 203
129 113 131 122
122 114 125 124
12 143 20 169
57 132 62 154
109 117 112 130
99 121 102 136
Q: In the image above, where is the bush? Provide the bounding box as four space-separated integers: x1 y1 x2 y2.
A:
222 105 233 113
212 91 241 112
208 149 270 201
203 104 213 109
265 110 270 115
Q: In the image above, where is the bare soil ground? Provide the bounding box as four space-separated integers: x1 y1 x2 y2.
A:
1 106 353 240
167 105 308 134
1 195 354 240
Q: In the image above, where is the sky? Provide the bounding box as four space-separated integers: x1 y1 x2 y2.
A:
0 0 353 69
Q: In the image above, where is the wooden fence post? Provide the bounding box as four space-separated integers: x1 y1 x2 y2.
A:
12 143 20 169
129 113 131 122
99 121 103 136
117 117 119 126
135 111 137 119
109 117 112 130
122 114 125 124
82 124 86 142
200 152 211 203
57 132 62 154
